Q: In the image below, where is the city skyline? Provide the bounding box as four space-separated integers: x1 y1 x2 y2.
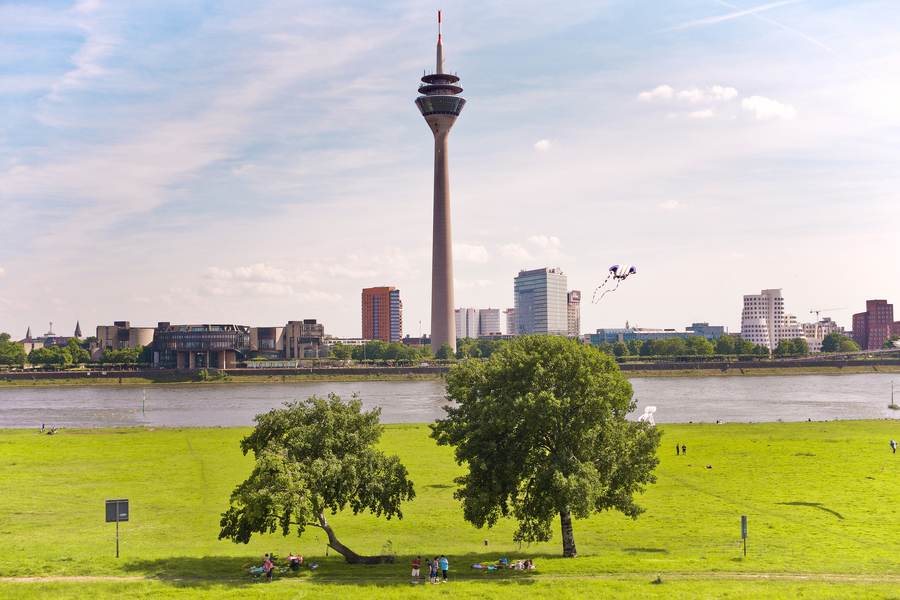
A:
1 2 899 340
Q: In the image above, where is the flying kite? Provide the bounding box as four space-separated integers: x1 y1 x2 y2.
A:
592 264 637 303
637 406 657 426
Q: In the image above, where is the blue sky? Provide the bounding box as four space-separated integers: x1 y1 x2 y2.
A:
1 0 898 340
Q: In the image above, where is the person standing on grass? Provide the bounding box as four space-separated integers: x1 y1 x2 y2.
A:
676 444 680 456
425 558 435 584
263 555 274 583
440 555 449 582
411 555 421 584
682 444 686 455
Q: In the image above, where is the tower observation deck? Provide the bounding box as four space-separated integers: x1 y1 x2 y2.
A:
416 11 465 354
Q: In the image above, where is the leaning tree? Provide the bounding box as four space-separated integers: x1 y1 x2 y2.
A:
219 394 415 564
431 335 661 557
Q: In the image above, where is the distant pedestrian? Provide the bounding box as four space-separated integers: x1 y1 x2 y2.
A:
411 556 421 584
682 445 687 455
440 555 449 582
676 444 680 456
891 440 897 454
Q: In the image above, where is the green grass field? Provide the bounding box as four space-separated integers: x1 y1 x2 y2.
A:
2 420 900 599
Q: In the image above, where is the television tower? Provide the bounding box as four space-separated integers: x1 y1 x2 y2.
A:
416 10 466 354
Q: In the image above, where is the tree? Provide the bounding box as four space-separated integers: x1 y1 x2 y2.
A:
0 333 26 366
773 339 795 358
716 335 735 355
687 336 714 356
66 338 91 364
883 335 900 349
790 337 810 357
597 342 614 356
330 343 353 361
434 342 455 360
219 394 415 564
839 338 861 352
626 339 643 356
822 333 859 353
430 335 661 558
612 341 629 357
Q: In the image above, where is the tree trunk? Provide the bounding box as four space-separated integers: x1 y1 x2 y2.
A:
560 507 578 558
309 513 395 564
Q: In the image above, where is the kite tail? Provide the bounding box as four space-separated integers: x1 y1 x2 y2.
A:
598 279 623 301
591 274 613 304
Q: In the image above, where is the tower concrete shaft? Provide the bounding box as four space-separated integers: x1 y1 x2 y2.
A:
415 11 465 354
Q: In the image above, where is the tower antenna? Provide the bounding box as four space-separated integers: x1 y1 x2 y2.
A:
436 11 444 74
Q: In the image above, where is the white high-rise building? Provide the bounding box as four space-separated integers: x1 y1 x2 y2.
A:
478 308 502 335
504 309 515 337
455 308 478 340
740 289 805 351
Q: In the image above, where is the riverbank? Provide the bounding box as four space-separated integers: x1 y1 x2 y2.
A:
3 358 900 387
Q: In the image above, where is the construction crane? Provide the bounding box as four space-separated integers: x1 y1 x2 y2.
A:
810 307 848 338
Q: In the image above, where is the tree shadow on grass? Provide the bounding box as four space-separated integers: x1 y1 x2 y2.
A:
778 502 844 519
623 548 669 554
117 552 558 587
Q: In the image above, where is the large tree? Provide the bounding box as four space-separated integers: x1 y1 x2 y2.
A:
431 335 661 558
219 394 415 564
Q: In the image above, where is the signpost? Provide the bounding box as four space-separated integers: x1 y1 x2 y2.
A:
106 499 129 558
741 515 748 557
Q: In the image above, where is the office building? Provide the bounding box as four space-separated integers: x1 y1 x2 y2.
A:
97 321 155 351
478 308 502 335
852 300 900 350
455 308 478 340
514 267 568 336
152 323 251 369
686 322 726 339
416 11 466 354
567 291 581 337
504 309 515 336
362 286 403 343
740 289 804 350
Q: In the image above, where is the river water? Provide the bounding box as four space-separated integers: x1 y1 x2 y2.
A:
0 374 897 429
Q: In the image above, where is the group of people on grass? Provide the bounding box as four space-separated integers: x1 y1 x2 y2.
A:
256 553 313 582
411 555 449 584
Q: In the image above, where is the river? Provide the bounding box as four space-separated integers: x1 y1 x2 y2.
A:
0 373 897 429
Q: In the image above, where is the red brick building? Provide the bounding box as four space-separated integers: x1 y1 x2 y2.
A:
361 287 402 343
851 300 900 350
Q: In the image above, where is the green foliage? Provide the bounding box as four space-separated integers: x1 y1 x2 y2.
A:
434 342 455 360
456 338 507 360
431 335 661 557
28 345 73 367
219 394 415 560
99 345 145 365
821 333 860 353
883 335 900 349
687 336 714 356
597 341 613 356
330 342 353 361
715 335 735 355
773 339 795 358
0 333 27 366
839 338 861 352
612 341 629 357
66 338 91 364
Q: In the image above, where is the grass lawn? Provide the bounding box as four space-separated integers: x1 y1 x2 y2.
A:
2 420 900 598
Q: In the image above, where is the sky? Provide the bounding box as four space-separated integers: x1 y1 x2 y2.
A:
1 0 899 340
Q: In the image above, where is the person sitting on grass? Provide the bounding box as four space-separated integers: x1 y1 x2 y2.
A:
287 554 303 571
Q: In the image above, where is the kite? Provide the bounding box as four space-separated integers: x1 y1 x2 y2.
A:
637 406 657 426
592 264 637 303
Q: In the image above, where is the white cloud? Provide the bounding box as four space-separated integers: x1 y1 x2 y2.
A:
658 200 682 210
708 85 738 101
527 235 561 248
742 96 797 120
499 243 532 261
533 139 551 151
637 84 674 101
689 109 716 119
454 243 490 263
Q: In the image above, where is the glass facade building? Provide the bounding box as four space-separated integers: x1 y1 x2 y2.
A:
513 268 568 336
